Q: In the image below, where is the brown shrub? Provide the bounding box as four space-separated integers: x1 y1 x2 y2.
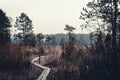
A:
0 44 31 69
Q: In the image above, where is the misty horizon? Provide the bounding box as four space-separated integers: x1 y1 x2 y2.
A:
0 0 91 34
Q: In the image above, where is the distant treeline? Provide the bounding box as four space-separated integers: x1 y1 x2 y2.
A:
12 33 91 46
44 34 91 46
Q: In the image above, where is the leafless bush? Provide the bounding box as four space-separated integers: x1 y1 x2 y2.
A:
0 44 31 69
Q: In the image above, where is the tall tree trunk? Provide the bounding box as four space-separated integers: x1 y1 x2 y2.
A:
119 26 120 47
69 32 70 45
112 0 117 48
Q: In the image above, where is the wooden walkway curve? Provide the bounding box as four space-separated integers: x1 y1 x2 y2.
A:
31 57 51 80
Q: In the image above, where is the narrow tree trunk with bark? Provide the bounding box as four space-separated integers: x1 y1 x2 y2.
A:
112 0 117 48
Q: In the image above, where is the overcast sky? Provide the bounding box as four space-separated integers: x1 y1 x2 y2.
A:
0 0 91 34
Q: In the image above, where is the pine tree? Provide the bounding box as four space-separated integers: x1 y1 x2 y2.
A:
0 9 11 45
64 24 76 45
37 33 44 46
14 13 34 46
80 0 119 48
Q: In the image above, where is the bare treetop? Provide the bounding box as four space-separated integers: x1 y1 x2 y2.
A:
64 24 76 32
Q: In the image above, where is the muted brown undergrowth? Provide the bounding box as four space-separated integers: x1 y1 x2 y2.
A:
47 44 120 80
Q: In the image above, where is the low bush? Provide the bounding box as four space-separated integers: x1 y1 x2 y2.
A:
0 44 31 70
51 44 120 80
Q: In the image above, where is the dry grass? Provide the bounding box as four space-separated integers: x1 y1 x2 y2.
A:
0 44 43 80
46 44 120 80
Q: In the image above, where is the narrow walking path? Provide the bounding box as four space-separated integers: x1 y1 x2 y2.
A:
31 57 51 80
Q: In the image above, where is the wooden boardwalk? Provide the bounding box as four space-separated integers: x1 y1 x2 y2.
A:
31 57 51 80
